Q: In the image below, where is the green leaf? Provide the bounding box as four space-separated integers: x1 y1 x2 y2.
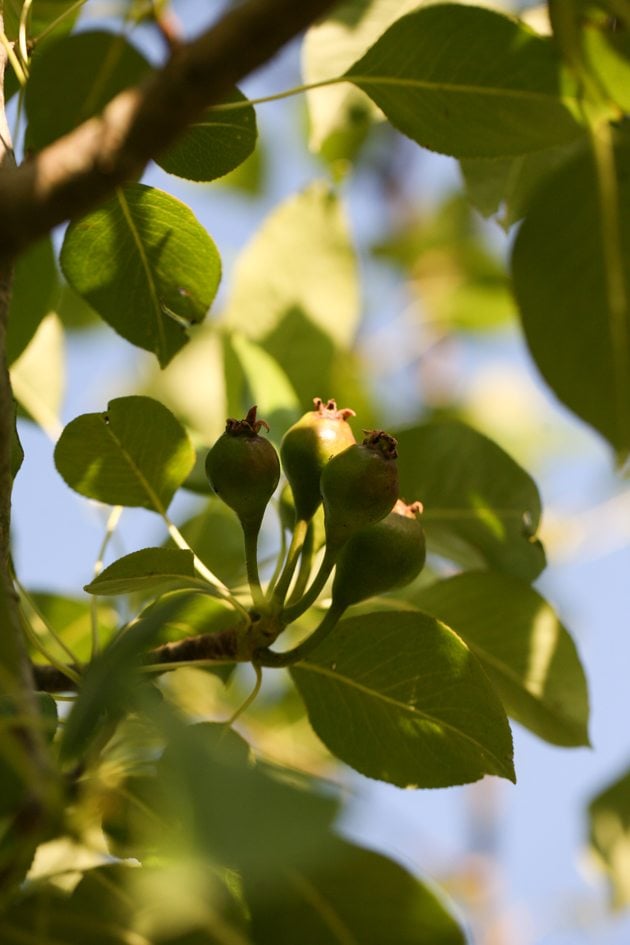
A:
167 501 247 588
54 395 195 511
302 0 419 161
512 136 630 454
262 307 377 426
29 593 118 664
60 595 186 761
344 3 582 158
155 717 339 873
460 138 583 229
157 89 257 181
84 547 197 596
244 835 465 945
589 765 630 908
222 182 359 347
60 183 221 367
10 313 65 436
291 610 515 788
413 572 590 747
583 23 630 113
7 237 59 364
3 0 80 42
395 420 545 581
223 331 300 439
25 31 152 150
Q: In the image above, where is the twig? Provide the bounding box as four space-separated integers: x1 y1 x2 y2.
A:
0 0 339 263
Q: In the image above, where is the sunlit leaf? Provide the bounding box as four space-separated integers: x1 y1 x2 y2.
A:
157 89 257 181
10 313 65 437
7 237 59 364
60 595 186 761
223 331 300 439
245 835 465 944
460 139 584 228
29 593 118 664
3 0 79 42
414 572 590 747
589 766 630 908
170 500 247 588
302 0 419 160
583 23 630 114
155 717 339 872
395 420 545 581
291 610 515 788
222 183 359 347
54 395 195 512
60 183 221 367
512 136 630 454
345 3 582 157
84 547 197 596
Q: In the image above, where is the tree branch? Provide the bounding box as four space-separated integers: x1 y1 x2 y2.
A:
0 0 339 264
0 24 60 897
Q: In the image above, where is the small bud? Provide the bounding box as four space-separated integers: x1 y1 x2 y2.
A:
280 397 356 522
205 405 280 532
320 430 399 549
332 499 426 608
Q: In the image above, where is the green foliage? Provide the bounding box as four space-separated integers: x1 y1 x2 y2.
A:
292 610 515 788
84 547 197 596
61 184 221 366
157 89 258 182
589 766 630 908
345 4 582 157
512 137 630 455
6 0 630 936
54 395 195 511
395 419 545 580
413 572 590 747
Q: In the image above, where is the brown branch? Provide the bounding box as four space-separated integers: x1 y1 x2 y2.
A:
0 0 339 263
32 623 245 692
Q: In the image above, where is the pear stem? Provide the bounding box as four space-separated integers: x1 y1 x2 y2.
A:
256 603 345 667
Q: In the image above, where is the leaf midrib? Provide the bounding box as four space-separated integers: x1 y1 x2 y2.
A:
115 188 167 362
349 74 576 109
102 419 167 515
287 868 359 945
297 659 511 775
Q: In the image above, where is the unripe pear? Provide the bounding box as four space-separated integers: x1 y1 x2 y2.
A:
332 500 426 608
205 405 280 532
280 397 356 521
320 430 399 549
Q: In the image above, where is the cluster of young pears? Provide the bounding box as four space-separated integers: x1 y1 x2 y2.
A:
205 398 426 664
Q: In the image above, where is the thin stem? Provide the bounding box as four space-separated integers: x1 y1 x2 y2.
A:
223 664 263 728
257 604 344 667
18 609 80 686
90 505 123 660
281 544 338 625
207 76 344 113
266 506 288 592
17 0 32 75
32 0 86 45
15 576 82 668
164 514 250 620
0 31 26 86
243 525 266 611
270 517 309 605
286 521 315 606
